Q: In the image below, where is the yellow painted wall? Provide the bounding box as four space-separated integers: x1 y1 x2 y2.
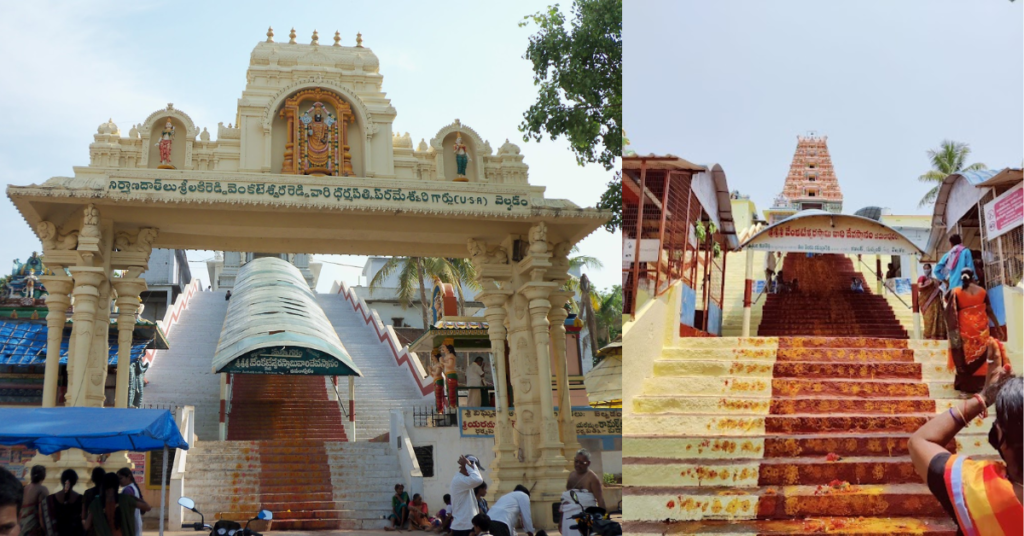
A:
880 214 930 228
622 280 682 419
1005 287 1024 373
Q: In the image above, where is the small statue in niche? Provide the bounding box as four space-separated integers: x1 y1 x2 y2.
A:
156 118 175 169
453 134 470 181
299 102 337 175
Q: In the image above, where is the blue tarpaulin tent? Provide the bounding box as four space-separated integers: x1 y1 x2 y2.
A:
0 408 189 536
0 408 188 454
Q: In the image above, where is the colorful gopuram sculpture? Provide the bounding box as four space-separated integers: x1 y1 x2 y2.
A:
2 253 52 302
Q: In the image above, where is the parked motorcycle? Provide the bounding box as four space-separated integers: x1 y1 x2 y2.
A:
178 497 272 536
567 490 622 536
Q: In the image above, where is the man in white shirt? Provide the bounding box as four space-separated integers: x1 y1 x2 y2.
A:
466 357 488 407
450 455 485 536
487 485 535 536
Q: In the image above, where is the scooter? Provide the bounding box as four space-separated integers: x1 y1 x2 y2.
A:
567 491 622 536
178 497 273 536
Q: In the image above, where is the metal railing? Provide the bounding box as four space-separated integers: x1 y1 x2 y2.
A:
857 258 911 309
412 405 457 427
331 379 349 420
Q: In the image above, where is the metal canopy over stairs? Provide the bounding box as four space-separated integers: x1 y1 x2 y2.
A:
212 257 361 376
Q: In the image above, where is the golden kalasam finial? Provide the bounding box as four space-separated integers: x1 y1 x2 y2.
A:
311 29 319 45
266 26 274 42
289 28 297 44
333 31 341 46
356 32 363 47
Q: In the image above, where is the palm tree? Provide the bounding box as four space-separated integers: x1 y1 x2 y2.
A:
368 257 479 327
917 140 986 208
578 274 601 356
562 246 604 298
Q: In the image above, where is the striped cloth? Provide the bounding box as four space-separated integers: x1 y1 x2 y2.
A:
943 455 1023 535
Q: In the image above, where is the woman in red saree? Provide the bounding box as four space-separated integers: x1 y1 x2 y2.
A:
909 345 1022 536
945 269 1004 394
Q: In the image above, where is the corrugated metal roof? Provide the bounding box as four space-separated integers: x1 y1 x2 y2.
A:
925 169 1002 256
622 154 707 171
0 321 149 367
211 257 361 376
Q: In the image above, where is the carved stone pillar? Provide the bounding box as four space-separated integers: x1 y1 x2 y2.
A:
39 277 73 407
66 267 107 407
523 282 562 450
111 277 147 408
480 288 517 495
548 289 582 459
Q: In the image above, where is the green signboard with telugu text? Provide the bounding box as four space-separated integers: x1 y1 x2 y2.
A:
221 346 357 375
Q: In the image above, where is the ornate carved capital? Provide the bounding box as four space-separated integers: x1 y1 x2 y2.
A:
547 290 574 325
80 205 101 240
528 223 548 255
37 221 79 252
113 228 158 255
467 238 509 267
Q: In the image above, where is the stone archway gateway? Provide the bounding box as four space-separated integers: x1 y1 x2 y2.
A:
5 37 610 528
737 210 925 337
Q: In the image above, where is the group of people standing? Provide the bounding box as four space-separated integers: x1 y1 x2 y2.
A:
430 345 491 413
908 233 1022 534
386 449 608 536
763 252 799 294
0 466 150 536
920 234 1007 394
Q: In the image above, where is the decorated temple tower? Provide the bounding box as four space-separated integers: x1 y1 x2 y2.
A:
765 132 844 223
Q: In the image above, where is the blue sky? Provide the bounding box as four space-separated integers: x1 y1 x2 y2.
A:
625 0 1023 219
0 1 620 292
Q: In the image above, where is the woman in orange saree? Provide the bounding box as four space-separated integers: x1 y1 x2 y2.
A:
945 269 1004 394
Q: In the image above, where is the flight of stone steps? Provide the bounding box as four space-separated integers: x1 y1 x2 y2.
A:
144 291 230 440
182 440 398 530
227 375 347 441
623 335 995 535
759 254 907 338
317 294 431 440
721 250 773 337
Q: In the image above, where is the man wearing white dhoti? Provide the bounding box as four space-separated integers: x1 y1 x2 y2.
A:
560 449 605 536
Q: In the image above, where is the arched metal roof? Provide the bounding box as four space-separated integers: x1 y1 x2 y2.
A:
212 257 361 376
739 209 924 256
924 169 1010 257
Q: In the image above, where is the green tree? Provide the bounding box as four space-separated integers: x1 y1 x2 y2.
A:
368 257 480 327
917 140 986 208
594 285 622 348
596 171 622 232
578 280 622 365
520 0 621 229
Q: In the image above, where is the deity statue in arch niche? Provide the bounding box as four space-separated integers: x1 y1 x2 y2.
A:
300 102 338 175
157 118 175 169
453 134 470 182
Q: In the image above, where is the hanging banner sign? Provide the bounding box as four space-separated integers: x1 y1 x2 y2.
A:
983 183 1023 240
744 215 919 255
128 452 146 482
459 407 621 438
220 347 352 375
623 239 660 263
